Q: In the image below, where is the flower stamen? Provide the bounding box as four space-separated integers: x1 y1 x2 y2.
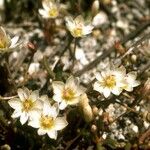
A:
62 88 75 101
40 115 54 129
22 99 34 112
103 75 116 88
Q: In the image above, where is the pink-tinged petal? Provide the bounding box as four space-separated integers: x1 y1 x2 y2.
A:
37 128 46 135
17 88 30 101
8 98 22 110
55 117 68 130
59 101 67 110
52 81 64 95
11 110 21 118
47 130 57 139
29 90 39 102
20 112 28 125
103 88 111 98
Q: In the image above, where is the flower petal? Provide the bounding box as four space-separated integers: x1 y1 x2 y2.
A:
66 76 79 89
10 36 19 48
38 9 49 18
82 25 93 35
11 110 21 118
29 90 39 102
8 98 22 110
53 94 62 103
47 130 57 139
93 81 103 93
42 1 50 11
17 88 30 101
38 128 47 135
65 16 75 30
74 15 84 25
55 117 68 130
28 118 40 128
111 87 122 95
103 88 111 98
59 101 67 110
52 81 64 95
20 112 28 125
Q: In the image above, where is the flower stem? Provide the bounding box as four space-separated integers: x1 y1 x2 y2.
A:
71 38 77 70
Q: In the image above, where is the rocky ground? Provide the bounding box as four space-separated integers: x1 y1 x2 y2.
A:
0 0 150 149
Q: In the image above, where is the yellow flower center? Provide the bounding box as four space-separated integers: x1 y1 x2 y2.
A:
0 40 7 49
40 115 54 129
49 7 58 17
62 88 75 101
103 75 116 88
73 28 82 37
22 99 34 112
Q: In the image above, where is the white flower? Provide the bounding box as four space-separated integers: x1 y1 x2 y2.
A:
93 66 140 98
93 66 126 98
28 96 68 139
65 15 94 38
39 0 59 19
52 76 85 110
8 88 42 125
0 26 19 53
122 72 140 92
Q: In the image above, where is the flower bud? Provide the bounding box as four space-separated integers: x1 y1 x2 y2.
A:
102 0 112 5
91 0 99 16
91 124 97 133
79 94 93 122
92 105 99 116
27 42 37 53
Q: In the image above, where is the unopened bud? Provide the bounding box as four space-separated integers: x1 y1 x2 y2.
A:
131 54 137 63
92 29 101 39
27 42 37 53
91 124 97 133
91 0 99 16
102 0 112 5
79 94 93 122
92 105 99 116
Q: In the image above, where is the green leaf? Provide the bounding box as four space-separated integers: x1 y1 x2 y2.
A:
104 138 118 149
